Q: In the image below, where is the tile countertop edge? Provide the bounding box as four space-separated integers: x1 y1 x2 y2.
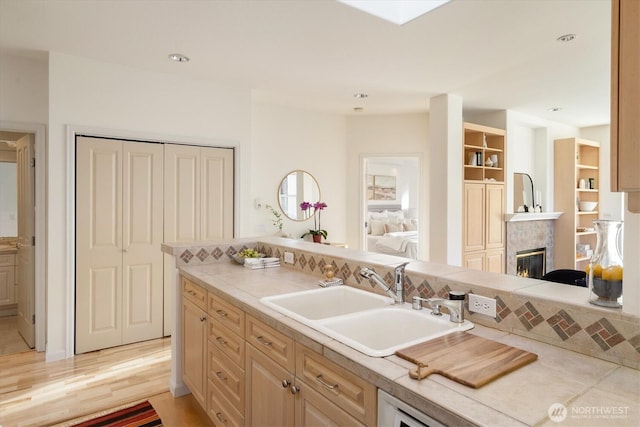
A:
177 264 638 427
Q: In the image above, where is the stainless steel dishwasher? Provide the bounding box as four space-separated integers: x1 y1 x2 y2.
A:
377 389 445 427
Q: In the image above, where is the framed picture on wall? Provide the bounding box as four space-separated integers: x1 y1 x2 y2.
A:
373 175 396 200
366 174 374 200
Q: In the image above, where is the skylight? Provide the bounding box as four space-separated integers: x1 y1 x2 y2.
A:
338 0 450 26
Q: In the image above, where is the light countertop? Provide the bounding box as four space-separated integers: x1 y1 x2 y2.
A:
179 262 639 427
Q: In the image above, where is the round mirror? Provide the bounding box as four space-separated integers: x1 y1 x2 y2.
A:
278 170 321 221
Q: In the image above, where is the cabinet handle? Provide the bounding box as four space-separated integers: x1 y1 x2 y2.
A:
199 316 206 322
216 371 228 381
290 385 300 395
216 336 228 345
282 379 291 388
187 290 196 296
215 412 227 423
256 335 272 346
316 374 338 390
216 309 227 317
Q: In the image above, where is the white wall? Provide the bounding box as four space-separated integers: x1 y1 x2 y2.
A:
250 102 347 242
0 54 48 123
345 113 429 254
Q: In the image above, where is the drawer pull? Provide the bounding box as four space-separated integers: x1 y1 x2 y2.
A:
316 374 339 390
216 309 228 317
216 336 228 346
290 385 300 395
199 316 206 322
282 379 291 388
215 412 227 423
256 335 272 346
215 371 228 381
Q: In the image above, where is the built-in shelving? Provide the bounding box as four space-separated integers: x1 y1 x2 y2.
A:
554 137 600 270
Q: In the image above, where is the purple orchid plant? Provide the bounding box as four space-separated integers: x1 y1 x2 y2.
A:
300 201 328 239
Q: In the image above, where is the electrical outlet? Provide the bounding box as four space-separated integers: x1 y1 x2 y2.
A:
284 252 295 265
468 294 497 318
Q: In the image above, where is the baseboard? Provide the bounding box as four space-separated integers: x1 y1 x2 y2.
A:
170 379 190 397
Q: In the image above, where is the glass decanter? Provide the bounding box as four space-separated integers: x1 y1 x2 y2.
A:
588 220 623 308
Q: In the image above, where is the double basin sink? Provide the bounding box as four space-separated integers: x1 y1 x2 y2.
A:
261 286 473 357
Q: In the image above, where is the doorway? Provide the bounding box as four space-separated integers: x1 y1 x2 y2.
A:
361 155 422 259
0 127 41 355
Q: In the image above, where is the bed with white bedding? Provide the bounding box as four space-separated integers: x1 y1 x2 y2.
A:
365 205 419 259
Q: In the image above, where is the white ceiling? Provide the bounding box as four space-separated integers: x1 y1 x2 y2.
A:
0 0 611 128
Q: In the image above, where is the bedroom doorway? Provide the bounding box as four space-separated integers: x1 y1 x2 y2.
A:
361 155 422 260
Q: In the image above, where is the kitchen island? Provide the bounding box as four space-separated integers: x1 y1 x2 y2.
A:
164 237 639 426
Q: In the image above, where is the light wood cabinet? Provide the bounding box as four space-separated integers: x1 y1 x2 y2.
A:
206 289 245 426
554 138 600 270
183 293 207 407
295 381 365 427
611 0 640 212
463 182 505 273
462 123 506 273
0 254 15 306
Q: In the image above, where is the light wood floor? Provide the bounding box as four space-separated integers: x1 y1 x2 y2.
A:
0 337 212 427
0 315 31 356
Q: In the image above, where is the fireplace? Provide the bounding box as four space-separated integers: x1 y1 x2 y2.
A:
516 248 546 279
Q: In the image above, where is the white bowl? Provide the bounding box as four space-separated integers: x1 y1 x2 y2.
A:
579 201 598 212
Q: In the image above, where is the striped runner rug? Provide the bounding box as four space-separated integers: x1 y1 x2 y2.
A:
69 400 163 427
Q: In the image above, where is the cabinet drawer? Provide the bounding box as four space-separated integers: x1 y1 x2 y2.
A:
208 316 245 366
207 342 245 413
183 278 207 311
296 380 366 427
296 343 376 427
246 315 295 372
0 254 15 267
208 292 244 338
207 378 244 427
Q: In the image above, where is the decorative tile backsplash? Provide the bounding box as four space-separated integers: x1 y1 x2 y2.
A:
168 239 639 370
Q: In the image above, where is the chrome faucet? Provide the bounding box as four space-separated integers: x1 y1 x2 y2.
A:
359 262 409 304
412 291 466 323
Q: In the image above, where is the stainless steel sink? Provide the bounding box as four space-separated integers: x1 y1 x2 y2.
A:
260 286 474 357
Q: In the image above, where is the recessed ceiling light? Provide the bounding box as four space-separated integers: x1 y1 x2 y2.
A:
548 107 563 112
557 34 576 43
338 0 450 26
353 93 368 99
168 53 190 62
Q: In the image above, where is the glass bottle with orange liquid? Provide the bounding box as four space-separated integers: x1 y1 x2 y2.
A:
587 220 623 308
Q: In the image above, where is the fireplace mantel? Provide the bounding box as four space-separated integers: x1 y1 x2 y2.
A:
504 212 563 222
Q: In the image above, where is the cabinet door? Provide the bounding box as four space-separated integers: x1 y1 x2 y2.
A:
463 252 484 272
463 183 485 252
485 184 505 249
295 381 365 427
485 249 505 274
183 298 207 407
245 344 295 427
0 265 15 305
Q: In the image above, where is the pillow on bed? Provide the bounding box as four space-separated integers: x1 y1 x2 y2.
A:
369 211 388 220
370 219 387 235
384 222 403 233
403 219 417 231
386 210 405 221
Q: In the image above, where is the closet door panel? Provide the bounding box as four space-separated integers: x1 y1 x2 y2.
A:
76 137 123 353
164 144 201 242
122 142 163 344
201 147 234 241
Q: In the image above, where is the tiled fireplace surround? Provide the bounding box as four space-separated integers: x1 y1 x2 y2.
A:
168 237 639 370
506 219 554 276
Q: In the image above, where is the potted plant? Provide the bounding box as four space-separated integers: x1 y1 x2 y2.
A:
300 201 327 243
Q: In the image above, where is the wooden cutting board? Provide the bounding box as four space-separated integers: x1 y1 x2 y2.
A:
395 331 538 388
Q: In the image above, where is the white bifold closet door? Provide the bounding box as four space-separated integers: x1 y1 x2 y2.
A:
163 144 234 335
76 136 164 354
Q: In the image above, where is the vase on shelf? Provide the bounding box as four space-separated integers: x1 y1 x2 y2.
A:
312 234 322 243
588 220 623 308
